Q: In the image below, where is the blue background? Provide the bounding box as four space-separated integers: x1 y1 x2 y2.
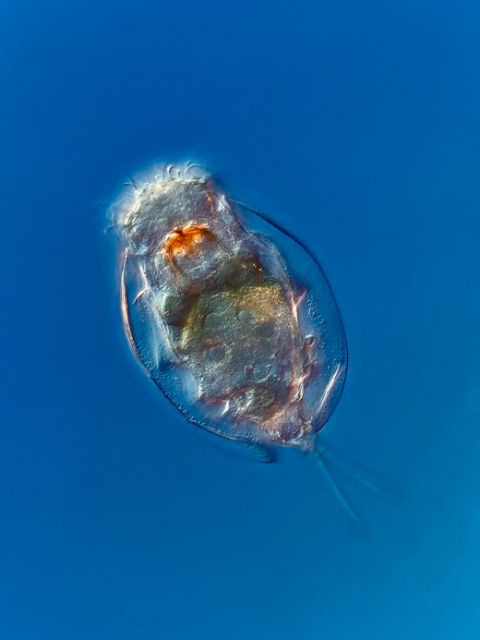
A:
2 1 480 638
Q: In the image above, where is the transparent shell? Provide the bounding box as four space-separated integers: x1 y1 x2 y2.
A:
115 166 348 458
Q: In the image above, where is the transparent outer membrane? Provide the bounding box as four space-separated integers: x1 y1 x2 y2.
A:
114 165 348 454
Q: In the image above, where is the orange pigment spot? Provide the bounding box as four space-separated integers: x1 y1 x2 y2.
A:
162 223 215 271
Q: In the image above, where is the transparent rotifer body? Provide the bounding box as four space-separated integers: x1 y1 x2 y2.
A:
115 167 348 458
111 165 402 528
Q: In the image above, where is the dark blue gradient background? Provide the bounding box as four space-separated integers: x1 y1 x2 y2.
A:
2 1 480 638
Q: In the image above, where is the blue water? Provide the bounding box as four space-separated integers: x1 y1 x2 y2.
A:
2 1 480 638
